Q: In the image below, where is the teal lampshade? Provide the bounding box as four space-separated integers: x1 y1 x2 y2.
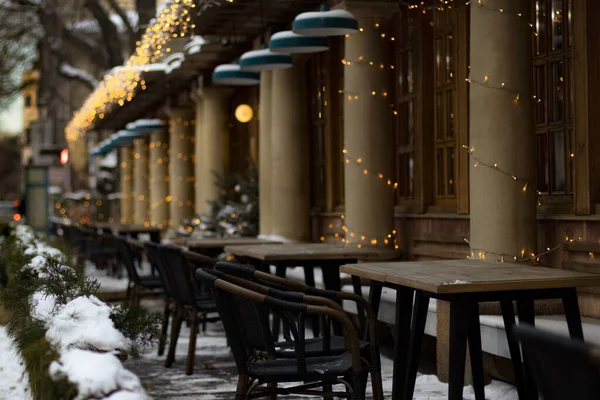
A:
126 119 166 133
110 130 145 148
239 48 293 71
293 4 358 37
269 30 329 54
212 64 260 86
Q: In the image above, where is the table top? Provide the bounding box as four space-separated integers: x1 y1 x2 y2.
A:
341 259 600 294
85 222 160 233
183 237 282 248
224 243 396 261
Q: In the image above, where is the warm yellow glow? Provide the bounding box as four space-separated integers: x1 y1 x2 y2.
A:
235 104 254 123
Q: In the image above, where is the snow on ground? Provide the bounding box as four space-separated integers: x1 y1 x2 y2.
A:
0 326 31 400
84 259 152 293
128 307 519 400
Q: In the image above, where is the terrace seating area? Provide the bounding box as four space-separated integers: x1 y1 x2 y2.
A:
53 222 600 399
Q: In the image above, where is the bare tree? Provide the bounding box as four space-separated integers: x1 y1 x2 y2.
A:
0 0 157 109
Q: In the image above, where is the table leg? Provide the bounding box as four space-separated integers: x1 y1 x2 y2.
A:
150 231 160 243
448 299 470 400
391 287 414 400
369 282 383 320
403 291 430 400
561 287 584 340
303 266 320 337
468 302 485 400
351 275 367 335
322 263 343 335
500 300 529 400
516 297 537 400
272 264 287 341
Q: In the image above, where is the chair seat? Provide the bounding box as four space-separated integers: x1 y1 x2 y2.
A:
138 275 163 289
195 295 217 311
274 335 369 358
247 352 353 383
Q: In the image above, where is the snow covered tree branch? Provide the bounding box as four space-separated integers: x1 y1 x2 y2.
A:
59 63 98 90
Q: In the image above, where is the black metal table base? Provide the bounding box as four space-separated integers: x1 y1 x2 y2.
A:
359 281 584 400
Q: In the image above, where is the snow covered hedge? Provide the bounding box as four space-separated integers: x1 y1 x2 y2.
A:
0 224 160 400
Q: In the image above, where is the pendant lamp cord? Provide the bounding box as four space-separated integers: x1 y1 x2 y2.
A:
259 0 266 45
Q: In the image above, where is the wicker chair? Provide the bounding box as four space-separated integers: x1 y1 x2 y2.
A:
213 261 383 400
512 323 600 400
196 267 370 400
159 245 220 375
113 235 162 305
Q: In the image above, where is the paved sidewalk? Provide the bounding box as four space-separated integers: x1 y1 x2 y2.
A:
125 321 518 400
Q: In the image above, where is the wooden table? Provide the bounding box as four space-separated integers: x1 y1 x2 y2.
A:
226 243 399 336
341 259 600 400
176 237 282 257
87 222 161 243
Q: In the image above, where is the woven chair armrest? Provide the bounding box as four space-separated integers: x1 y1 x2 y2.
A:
127 238 146 250
182 250 217 266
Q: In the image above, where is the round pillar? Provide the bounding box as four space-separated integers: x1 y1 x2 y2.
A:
469 0 536 260
343 9 394 247
199 88 230 212
133 137 150 225
258 71 273 237
149 129 170 229
270 64 310 241
193 95 206 216
119 147 134 224
167 108 196 229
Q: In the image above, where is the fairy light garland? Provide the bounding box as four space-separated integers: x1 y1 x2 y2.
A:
332 0 579 259
65 0 197 144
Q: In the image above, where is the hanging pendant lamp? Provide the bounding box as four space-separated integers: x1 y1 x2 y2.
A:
212 63 260 86
239 46 293 71
269 30 329 54
293 3 359 37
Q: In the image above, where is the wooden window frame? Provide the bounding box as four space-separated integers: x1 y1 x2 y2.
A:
309 37 345 214
533 0 574 207
429 5 470 213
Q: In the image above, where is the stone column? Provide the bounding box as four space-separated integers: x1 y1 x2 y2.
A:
167 108 196 229
341 2 396 247
198 87 230 214
133 137 150 225
258 71 273 237
149 129 170 229
119 146 134 224
193 95 206 216
435 0 537 384
270 63 310 241
469 0 536 260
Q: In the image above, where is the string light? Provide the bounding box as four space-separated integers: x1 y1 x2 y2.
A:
65 0 197 144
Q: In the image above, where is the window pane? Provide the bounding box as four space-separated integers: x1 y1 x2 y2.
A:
397 53 404 95
435 38 442 85
567 57 574 120
446 90 454 139
446 34 453 81
398 153 414 199
552 131 566 192
551 0 564 51
408 153 414 198
436 92 443 140
437 148 445 196
535 0 547 56
550 60 564 123
534 65 547 124
537 134 549 193
567 0 572 47
398 102 409 147
447 147 455 196
408 100 414 146
568 129 574 193
407 50 414 94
